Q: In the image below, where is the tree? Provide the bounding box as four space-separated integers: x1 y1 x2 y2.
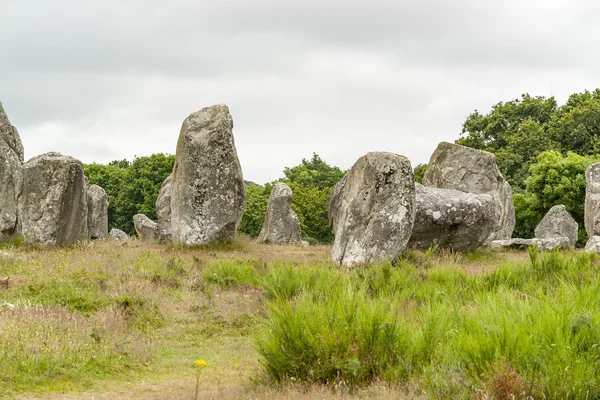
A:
413 164 427 184
238 183 271 238
283 153 345 190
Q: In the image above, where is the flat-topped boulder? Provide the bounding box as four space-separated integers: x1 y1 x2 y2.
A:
489 237 570 251
17 152 88 246
258 182 302 245
87 185 108 239
329 152 415 267
534 205 578 247
0 102 23 241
171 105 246 245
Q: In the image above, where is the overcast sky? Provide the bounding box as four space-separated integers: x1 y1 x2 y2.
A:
2 0 600 184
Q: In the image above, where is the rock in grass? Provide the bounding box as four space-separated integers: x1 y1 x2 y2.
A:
155 174 172 241
87 185 108 239
0 102 23 241
585 236 600 253
18 152 88 246
489 237 570 251
585 163 600 237
329 152 415 267
170 105 246 245
408 184 501 251
110 228 129 242
258 182 302 245
133 214 159 242
423 141 515 242
534 205 578 247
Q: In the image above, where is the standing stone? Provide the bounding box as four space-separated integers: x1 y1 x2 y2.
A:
408 184 501 251
155 174 172 241
133 214 159 242
110 228 129 242
329 152 415 267
17 152 88 246
423 142 515 241
87 185 108 239
585 163 600 237
0 102 24 241
258 182 302 245
534 205 578 247
170 105 246 245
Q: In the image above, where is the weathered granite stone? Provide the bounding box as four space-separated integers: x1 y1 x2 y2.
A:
17 152 88 246
258 182 302 245
408 184 501 251
423 141 515 242
110 228 129 242
329 152 415 267
585 163 600 237
489 237 570 251
0 102 23 241
171 105 246 245
534 205 578 247
133 214 159 242
155 174 172 241
585 235 600 253
87 185 108 239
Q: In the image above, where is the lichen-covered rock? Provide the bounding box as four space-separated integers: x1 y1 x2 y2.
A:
133 214 159 242
17 152 88 246
110 228 129 242
585 236 600 253
329 152 415 267
87 185 108 239
423 142 515 241
585 163 600 237
155 174 172 241
408 184 501 251
489 237 570 251
171 105 246 245
258 182 302 245
0 102 23 241
534 205 578 247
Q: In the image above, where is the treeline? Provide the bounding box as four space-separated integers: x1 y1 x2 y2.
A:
85 153 345 243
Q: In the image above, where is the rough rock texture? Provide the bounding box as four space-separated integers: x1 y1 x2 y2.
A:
0 102 24 241
133 214 159 242
155 174 172 241
87 185 108 239
408 184 501 251
423 142 515 241
534 205 578 247
18 152 88 246
585 236 600 253
257 182 302 245
585 163 600 237
170 105 246 245
329 152 415 267
489 237 570 251
110 228 129 242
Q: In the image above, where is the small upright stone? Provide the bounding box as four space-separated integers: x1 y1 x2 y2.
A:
329 152 415 267
133 214 159 242
170 105 246 245
18 152 88 246
110 228 129 242
155 174 172 241
258 182 302 245
585 163 600 237
534 205 578 247
87 185 108 239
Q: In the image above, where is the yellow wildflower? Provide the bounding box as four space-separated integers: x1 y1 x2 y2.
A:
195 359 207 368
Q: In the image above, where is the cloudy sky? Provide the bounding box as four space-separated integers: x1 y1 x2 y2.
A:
2 0 600 183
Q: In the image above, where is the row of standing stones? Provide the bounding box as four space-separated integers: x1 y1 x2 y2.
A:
2 100 598 266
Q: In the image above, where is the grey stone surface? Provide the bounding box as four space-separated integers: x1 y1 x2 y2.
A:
110 228 129 242
155 174 172 241
423 141 515 242
133 214 159 242
0 102 23 241
171 105 246 245
17 152 88 246
408 183 501 251
87 185 108 239
258 182 302 245
534 205 578 247
585 235 600 253
329 152 415 267
585 163 600 237
489 237 570 251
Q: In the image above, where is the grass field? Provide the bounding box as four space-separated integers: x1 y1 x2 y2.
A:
1 238 599 399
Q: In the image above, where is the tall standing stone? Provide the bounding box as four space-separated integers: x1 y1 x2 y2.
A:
423 142 515 242
0 102 24 241
585 163 600 237
18 152 88 246
258 182 302 245
170 105 246 245
155 174 172 241
534 205 578 247
87 184 108 239
329 152 415 267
